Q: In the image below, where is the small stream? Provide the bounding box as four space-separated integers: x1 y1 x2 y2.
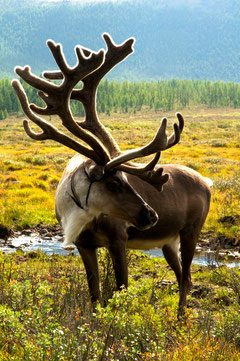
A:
0 232 73 256
1 232 240 267
145 248 240 268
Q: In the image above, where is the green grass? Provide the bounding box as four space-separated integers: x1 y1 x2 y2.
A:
0 250 240 360
1 109 240 359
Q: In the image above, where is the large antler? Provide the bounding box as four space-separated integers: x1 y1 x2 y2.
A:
12 34 184 191
44 33 135 156
12 41 112 165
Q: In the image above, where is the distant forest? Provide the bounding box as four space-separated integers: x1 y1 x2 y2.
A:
1 78 240 120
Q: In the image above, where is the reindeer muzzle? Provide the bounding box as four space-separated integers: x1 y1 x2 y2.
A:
134 204 158 230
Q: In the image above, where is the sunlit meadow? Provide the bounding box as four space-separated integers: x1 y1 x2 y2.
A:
1 106 240 360
1 106 240 242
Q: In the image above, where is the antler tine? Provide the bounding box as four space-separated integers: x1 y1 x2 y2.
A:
116 152 169 192
43 46 92 80
43 70 63 80
46 40 105 81
15 65 58 94
11 79 105 164
118 152 161 175
47 40 70 76
94 33 135 81
139 167 169 192
120 164 169 192
166 112 184 149
104 118 168 172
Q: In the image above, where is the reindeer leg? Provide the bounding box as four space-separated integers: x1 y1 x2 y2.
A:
178 225 200 317
162 241 182 287
77 245 100 303
108 240 128 291
97 217 129 292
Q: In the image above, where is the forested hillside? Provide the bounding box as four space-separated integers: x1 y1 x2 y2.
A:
1 0 240 81
1 78 240 120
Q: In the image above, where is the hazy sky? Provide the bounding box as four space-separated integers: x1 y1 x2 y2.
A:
45 0 202 5
46 0 120 2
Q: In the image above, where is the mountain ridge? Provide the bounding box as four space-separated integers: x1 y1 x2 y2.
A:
1 0 240 81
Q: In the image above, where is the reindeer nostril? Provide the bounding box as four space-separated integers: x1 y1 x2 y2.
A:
149 208 158 223
147 208 158 225
136 204 158 230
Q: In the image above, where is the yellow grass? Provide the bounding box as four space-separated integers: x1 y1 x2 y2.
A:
0 107 239 241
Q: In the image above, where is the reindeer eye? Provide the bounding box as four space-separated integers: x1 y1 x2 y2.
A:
106 179 122 193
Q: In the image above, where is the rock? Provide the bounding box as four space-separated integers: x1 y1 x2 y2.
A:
143 270 157 277
224 245 232 250
157 279 174 288
8 244 17 249
191 285 212 298
63 245 75 251
131 274 141 281
0 225 11 240
21 229 32 236
218 215 240 225
26 251 39 259
43 235 52 240
15 255 27 263
214 295 232 306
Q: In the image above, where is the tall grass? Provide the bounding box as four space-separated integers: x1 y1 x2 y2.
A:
0 250 240 360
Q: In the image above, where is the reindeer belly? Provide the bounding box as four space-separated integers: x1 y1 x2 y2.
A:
127 234 180 251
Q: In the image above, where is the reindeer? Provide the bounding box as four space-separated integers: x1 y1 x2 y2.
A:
12 33 211 316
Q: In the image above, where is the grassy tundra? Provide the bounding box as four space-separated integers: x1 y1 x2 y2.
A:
0 106 240 243
0 107 240 360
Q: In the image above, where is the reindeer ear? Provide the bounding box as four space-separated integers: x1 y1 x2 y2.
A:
85 163 105 181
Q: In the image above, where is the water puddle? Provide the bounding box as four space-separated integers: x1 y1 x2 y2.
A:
0 232 77 256
145 248 240 268
1 233 240 267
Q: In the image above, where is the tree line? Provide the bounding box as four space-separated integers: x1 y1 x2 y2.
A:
1 78 240 119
